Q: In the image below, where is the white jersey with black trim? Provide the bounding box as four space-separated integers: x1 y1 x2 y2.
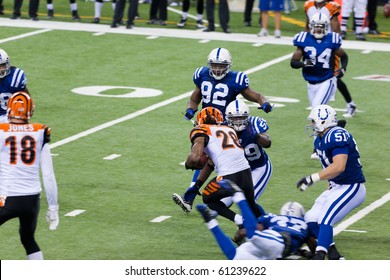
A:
190 124 249 176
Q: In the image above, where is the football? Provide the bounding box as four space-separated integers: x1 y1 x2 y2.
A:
384 3 390 18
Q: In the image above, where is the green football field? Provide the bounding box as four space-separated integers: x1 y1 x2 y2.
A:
0 4 389 261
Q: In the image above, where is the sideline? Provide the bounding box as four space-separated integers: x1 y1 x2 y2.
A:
1 17 390 52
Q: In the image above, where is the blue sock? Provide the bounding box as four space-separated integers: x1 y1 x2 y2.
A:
237 199 258 238
317 224 333 251
307 221 319 238
210 226 236 260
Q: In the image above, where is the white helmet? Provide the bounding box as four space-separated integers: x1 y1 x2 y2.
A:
315 0 325 2
225 100 250 131
0 49 11 78
306 104 338 136
280 201 305 218
309 12 330 39
207 48 232 80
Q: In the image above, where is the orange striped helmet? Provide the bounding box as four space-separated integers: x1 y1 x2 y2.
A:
196 107 224 125
7 91 35 121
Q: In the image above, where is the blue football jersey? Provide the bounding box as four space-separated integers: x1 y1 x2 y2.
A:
193 67 249 115
258 214 309 254
293 31 342 84
0 67 27 116
238 116 269 170
314 126 366 184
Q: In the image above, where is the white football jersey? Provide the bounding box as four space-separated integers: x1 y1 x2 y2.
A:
0 123 50 197
190 124 249 176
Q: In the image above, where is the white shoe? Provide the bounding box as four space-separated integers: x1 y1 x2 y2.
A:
172 193 192 213
342 103 357 118
257 28 268 37
274 29 281 38
311 152 320 160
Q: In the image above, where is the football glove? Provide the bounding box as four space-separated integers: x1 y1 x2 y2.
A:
184 108 198 121
335 68 345 79
46 209 59 230
296 173 320 191
258 102 273 113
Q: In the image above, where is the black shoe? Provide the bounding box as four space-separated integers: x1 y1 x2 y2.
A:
196 204 218 223
31 16 39 21
223 28 231 34
244 21 251 27
159 20 166 26
355 33 366 41
72 11 81 20
341 30 347 40
10 14 20 20
47 9 54 19
111 22 119 28
92 17 100 24
312 250 326 260
203 27 215 32
126 24 134 29
327 245 345 260
177 17 187 28
147 19 157 24
368 30 381 35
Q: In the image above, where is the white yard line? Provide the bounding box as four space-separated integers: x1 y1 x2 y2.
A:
0 29 52 44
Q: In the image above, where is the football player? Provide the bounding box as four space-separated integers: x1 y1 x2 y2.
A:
173 48 273 213
0 48 29 123
296 104 366 260
196 180 317 260
304 0 357 118
291 12 348 108
183 107 263 226
0 92 59 260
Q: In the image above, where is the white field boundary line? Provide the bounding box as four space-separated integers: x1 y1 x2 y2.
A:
333 191 390 236
1 18 390 52
49 54 292 149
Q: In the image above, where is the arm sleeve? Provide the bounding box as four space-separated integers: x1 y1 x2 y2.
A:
40 143 59 211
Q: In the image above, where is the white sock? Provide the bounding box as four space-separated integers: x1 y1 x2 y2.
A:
95 2 103 18
27 251 44 260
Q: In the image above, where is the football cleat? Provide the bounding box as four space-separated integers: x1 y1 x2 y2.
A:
47 9 54 19
327 245 346 260
72 11 81 20
274 29 281 38
177 17 187 27
343 103 357 118
355 33 366 41
92 17 100 24
341 30 347 39
196 204 218 222
312 250 326 260
196 20 204 29
172 193 192 213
